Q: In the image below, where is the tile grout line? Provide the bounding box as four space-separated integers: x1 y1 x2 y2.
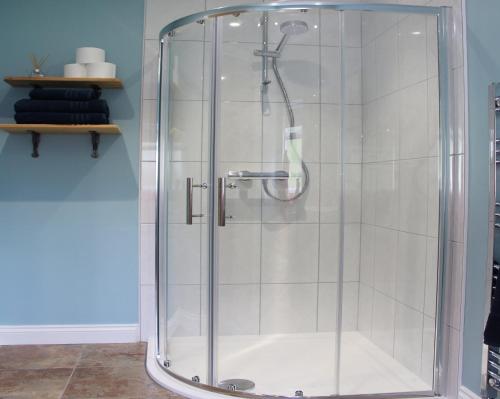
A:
58 346 84 399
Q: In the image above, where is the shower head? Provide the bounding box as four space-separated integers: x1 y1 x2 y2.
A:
275 20 308 54
279 20 309 36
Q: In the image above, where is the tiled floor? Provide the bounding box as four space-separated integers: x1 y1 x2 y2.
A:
0 343 183 399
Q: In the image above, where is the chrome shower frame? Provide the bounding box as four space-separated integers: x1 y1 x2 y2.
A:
154 3 453 398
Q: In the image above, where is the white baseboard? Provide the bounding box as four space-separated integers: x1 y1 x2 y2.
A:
459 385 481 399
0 324 140 345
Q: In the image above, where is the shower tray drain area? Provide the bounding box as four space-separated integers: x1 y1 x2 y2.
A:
218 379 255 391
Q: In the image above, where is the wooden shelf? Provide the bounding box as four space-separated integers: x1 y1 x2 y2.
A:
0 124 121 158
0 124 120 135
4 76 123 89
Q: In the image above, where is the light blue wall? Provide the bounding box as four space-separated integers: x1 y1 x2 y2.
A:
0 0 144 324
463 0 500 393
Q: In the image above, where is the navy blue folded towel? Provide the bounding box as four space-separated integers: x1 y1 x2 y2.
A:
15 112 109 125
29 87 101 101
15 99 109 116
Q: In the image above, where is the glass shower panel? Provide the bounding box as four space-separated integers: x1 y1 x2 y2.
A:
160 19 212 384
339 10 440 395
213 9 341 397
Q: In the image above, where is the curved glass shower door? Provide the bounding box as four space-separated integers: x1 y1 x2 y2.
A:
157 3 448 398
158 19 213 383
213 8 340 397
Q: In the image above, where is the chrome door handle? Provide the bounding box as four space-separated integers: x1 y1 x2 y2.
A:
218 177 226 227
186 177 206 225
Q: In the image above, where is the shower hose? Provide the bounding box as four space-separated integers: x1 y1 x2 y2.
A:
262 57 310 202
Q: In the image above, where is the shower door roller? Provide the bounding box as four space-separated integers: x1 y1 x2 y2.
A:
186 177 206 225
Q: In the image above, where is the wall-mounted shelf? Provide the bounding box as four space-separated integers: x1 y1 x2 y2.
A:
4 76 123 89
0 124 121 158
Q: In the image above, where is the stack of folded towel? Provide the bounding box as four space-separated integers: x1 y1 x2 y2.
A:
14 87 109 125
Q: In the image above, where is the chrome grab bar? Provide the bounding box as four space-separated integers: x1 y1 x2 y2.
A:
186 178 205 225
227 170 289 180
218 177 226 227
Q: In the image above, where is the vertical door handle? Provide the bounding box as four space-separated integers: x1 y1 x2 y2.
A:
218 177 226 227
186 177 205 225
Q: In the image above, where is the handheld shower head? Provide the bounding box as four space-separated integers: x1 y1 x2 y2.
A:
275 20 309 54
279 20 309 36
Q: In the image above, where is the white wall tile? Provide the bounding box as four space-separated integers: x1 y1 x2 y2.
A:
220 101 262 162
321 104 340 163
220 42 261 102
399 158 428 235
396 231 427 312
343 47 362 105
219 284 260 335
140 284 156 341
167 284 201 337
263 103 320 163
260 283 317 334
375 26 398 97
140 223 156 285
169 100 203 161
362 100 378 163
426 14 439 79
219 224 261 284
399 81 428 159
320 10 341 47
140 161 157 224
318 282 359 332
343 11 362 48
362 41 376 103
376 92 399 161
360 224 375 286
141 99 158 162
373 227 398 297
398 14 427 88
394 303 423 375
170 41 205 101
361 163 377 225
168 224 201 284
344 105 363 163
321 46 341 104
143 40 159 100
262 223 319 283
319 223 360 282
374 161 399 229
371 290 396 355
268 45 320 103
357 283 373 338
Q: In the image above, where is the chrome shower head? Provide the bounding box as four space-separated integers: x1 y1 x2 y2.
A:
279 20 309 36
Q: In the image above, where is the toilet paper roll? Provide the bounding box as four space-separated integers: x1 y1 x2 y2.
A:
64 63 87 78
76 47 105 64
86 62 116 78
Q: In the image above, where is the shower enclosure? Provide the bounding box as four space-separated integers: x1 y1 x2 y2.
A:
153 3 451 398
